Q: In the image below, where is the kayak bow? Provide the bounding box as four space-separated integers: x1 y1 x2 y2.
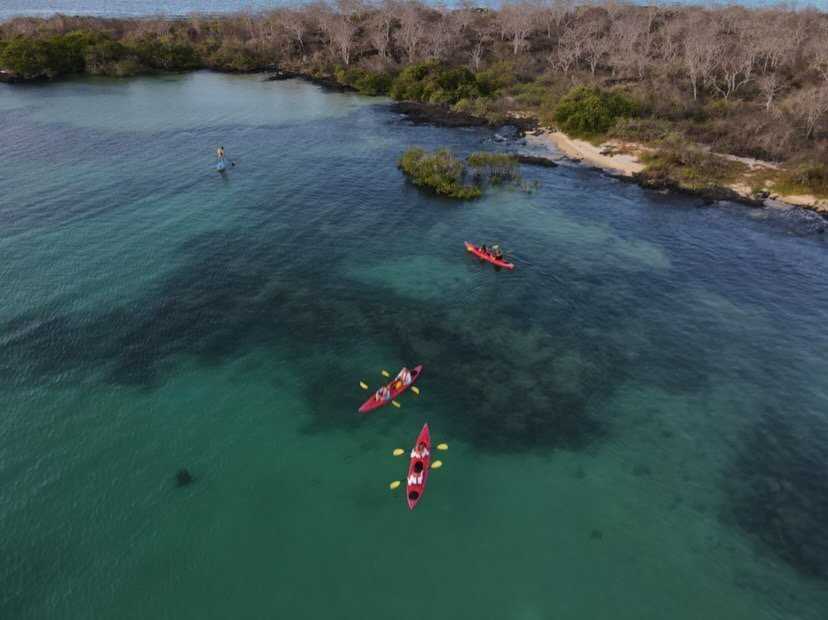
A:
406 423 431 510
465 241 514 270
358 365 423 414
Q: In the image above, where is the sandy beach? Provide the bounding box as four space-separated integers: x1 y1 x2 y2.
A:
527 129 645 177
526 128 828 216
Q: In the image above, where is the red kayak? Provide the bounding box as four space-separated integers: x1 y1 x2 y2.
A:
465 241 514 270
406 423 432 510
358 365 423 414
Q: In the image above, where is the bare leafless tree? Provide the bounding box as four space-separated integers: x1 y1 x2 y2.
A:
280 9 308 52
683 17 719 100
397 2 427 62
579 19 611 76
424 9 459 61
790 85 828 139
500 1 535 56
758 73 783 113
330 16 357 65
709 46 755 101
367 4 394 60
609 12 649 79
553 24 582 75
810 32 828 84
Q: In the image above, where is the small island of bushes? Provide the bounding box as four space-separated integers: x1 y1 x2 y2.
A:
398 148 523 199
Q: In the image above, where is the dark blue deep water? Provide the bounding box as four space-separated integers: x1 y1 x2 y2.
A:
1 72 828 619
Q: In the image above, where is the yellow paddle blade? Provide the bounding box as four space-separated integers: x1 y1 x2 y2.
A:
389 480 401 490
359 381 368 390
411 386 420 395
392 448 405 456
381 369 390 378
391 400 401 408
437 443 448 451
431 460 443 469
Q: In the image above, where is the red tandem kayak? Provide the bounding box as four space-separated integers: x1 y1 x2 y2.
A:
465 241 515 270
358 365 423 414
406 423 432 510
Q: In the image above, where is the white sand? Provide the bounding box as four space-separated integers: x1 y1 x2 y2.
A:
524 128 828 215
527 130 644 176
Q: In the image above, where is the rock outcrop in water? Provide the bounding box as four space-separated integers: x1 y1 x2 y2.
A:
176 468 194 487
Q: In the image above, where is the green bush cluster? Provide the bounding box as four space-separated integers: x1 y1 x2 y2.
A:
0 32 103 78
334 67 394 95
398 148 482 199
466 152 520 185
398 148 526 199
0 29 208 79
554 86 638 138
390 62 490 105
202 41 263 73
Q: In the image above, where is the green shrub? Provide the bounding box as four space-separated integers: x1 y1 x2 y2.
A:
390 62 483 105
554 86 638 137
334 67 393 95
0 31 114 78
641 134 746 190
0 36 61 78
466 152 520 185
398 148 481 199
205 42 262 72
84 39 134 75
398 148 527 199
127 35 201 71
475 61 517 95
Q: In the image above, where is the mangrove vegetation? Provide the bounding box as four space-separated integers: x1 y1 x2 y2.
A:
399 148 521 199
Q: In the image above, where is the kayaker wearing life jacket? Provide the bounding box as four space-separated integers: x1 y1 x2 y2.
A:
376 386 391 402
491 245 504 260
395 367 412 389
411 442 429 459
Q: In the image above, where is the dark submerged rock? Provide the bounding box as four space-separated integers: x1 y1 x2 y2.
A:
590 529 604 540
176 468 194 487
264 70 354 92
726 409 828 578
632 171 765 208
514 154 559 168
391 101 490 128
0 70 22 83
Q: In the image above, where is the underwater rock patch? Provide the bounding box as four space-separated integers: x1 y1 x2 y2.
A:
726 410 828 578
175 469 194 487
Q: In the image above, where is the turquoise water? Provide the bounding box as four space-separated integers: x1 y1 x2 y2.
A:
2 72 828 619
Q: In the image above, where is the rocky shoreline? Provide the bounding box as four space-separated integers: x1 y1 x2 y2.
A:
526 128 828 220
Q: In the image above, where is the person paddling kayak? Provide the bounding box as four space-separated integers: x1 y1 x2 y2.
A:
464 241 515 270
375 385 391 403
411 441 429 459
394 367 412 390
